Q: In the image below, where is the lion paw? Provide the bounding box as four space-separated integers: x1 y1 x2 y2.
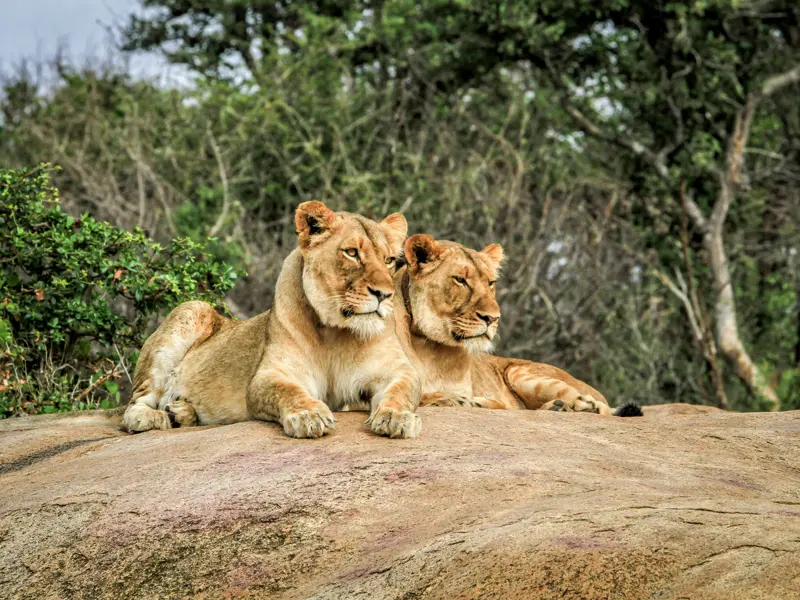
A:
367 407 421 439
165 398 198 428
542 395 612 416
122 404 172 433
281 403 336 438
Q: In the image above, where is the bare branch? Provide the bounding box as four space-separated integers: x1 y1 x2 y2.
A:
652 268 703 342
679 183 706 337
123 146 177 235
724 63 800 208
724 95 758 195
710 171 735 234
761 64 800 97
542 52 672 179
136 164 147 229
208 131 231 238
681 189 708 233
562 105 670 179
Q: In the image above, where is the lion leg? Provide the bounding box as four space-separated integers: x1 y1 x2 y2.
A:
505 369 612 416
421 392 513 409
421 392 473 407
122 301 222 433
540 394 613 416
247 369 336 438
367 368 422 439
470 396 517 409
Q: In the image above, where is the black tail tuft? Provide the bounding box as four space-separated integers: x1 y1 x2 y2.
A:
614 403 644 417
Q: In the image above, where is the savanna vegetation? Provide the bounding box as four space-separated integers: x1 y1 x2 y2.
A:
0 166 238 415
1 0 799 415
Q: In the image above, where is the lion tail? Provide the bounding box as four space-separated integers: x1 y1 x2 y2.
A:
613 402 644 418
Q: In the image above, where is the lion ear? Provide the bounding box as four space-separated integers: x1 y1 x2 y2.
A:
480 243 504 270
403 234 442 274
295 201 340 249
380 213 408 254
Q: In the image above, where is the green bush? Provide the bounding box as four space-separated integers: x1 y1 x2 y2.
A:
0 165 240 417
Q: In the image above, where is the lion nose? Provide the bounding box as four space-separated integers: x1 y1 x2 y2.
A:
477 312 499 326
368 287 393 303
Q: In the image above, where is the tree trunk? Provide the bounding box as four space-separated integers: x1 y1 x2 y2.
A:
702 181 780 411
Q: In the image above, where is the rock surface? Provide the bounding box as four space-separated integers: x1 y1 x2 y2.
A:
1 404 799 600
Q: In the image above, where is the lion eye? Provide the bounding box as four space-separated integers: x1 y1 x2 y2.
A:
489 281 496 289
453 276 468 286
385 256 396 266
344 248 359 259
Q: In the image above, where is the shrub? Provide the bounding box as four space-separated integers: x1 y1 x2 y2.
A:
0 165 240 416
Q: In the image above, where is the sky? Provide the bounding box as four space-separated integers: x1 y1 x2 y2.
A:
0 0 183 83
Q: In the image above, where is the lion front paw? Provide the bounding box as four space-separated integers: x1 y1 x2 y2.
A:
541 395 612 416
165 398 198 428
281 402 336 438
367 407 421 439
122 404 172 433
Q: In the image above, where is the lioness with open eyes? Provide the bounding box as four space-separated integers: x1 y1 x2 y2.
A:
121 201 421 438
395 234 640 416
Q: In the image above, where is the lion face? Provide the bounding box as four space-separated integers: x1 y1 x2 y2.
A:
403 235 503 354
295 201 407 339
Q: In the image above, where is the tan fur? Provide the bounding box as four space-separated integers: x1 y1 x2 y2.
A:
121 201 421 438
395 234 611 416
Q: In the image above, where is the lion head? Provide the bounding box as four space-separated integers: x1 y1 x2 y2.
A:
295 201 407 339
401 234 504 354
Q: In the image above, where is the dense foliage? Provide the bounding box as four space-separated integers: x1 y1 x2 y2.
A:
1 0 799 410
0 166 238 416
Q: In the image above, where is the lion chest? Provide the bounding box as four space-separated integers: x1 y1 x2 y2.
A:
309 348 396 410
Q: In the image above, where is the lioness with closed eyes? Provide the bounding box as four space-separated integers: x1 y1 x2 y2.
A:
395 234 640 417
121 201 421 438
